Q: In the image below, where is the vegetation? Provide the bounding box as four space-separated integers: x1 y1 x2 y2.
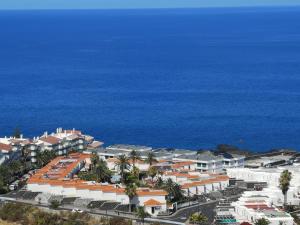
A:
189 213 208 224
79 153 112 183
136 206 149 225
13 127 21 139
36 150 56 168
125 183 137 212
100 217 133 225
124 166 141 187
254 218 270 225
145 152 157 166
279 170 292 207
153 178 185 203
115 154 130 183
0 202 134 225
0 160 29 193
154 177 164 189
49 200 60 209
129 150 141 167
147 166 158 182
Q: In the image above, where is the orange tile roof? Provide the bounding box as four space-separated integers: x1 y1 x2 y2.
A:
65 130 82 135
27 153 167 197
40 136 61 145
137 189 167 196
181 175 230 188
144 199 163 206
0 143 12 151
171 161 195 169
164 172 199 179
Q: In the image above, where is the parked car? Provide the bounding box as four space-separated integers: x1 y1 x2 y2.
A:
72 208 84 213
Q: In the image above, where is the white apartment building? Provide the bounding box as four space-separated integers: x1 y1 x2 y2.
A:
26 153 168 216
231 192 294 225
227 166 300 207
175 151 245 173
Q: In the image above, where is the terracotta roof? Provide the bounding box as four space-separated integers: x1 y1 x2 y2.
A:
172 161 195 169
137 189 167 196
144 199 163 206
0 143 12 151
181 175 230 188
40 136 61 145
165 172 199 179
65 130 82 135
107 158 118 163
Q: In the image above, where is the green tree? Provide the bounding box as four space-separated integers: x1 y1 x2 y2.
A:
163 178 185 202
0 165 13 185
90 152 100 172
255 218 270 225
13 127 21 138
49 200 60 210
145 152 157 166
129 150 141 167
9 160 23 175
189 213 208 224
279 170 292 207
36 150 56 168
136 206 149 225
148 166 158 182
115 154 130 183
95 159 112 183
125 183 137 212
154 177 164 189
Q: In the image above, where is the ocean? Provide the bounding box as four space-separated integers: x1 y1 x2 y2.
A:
0 7 300 151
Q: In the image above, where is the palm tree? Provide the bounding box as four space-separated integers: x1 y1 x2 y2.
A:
189 213 208 224
131 166 140 179
279 170 292 208
163 178 185 202
155 177 164 189
125 183 137 212
255 218 270 225
95 159 112 183
90 152 99 172
145 152 157 166
115 154 130 183
129 150 141 167
136 206 149 225
148 166 158 182
9 160 23 175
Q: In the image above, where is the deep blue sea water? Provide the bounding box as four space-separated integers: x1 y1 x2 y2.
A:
1 7 300 151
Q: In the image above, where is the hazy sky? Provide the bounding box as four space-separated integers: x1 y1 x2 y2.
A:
1 0 300 10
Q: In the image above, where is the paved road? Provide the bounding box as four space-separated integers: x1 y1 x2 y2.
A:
0 194 241 225
159 195 242 223
160 201 217 223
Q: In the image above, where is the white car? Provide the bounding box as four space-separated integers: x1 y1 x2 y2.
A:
72 208 84 213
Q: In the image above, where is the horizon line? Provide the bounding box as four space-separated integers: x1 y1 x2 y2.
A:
1 4 300 11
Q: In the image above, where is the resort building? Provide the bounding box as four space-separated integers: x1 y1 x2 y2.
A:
227 166 300 207
25 128 101 163
227 166 300 189
26 153 168 216
0 136 29 164
106 158 150 172
231 192 294 225
175 151 245 173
